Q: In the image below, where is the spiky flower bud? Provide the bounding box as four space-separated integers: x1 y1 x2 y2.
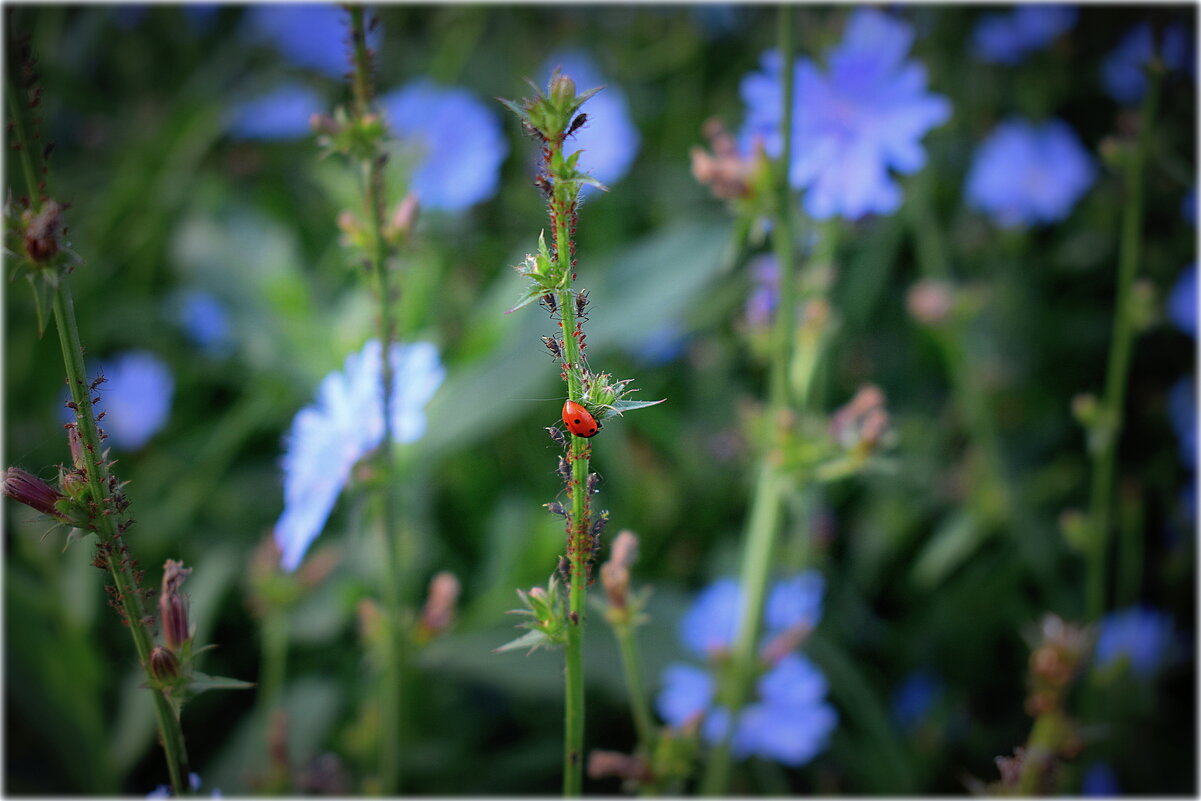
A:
3 467 66 519
549 73 577 108
160 559 193 652
23 200 62 263
149 645 182 683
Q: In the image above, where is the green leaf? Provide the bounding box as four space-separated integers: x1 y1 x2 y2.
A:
496 96 530 125
505 285 547 315
186 671 256 695
608 398 666 415
493 629 558 656
26 273 52 338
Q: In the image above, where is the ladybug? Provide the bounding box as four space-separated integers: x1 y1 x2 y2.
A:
561 400 600 438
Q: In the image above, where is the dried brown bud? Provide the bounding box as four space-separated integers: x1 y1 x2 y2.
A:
23 200 62 262
690 118 758 200
159 559 193 651
419 571 460 637
587 750 653 783
3 467 65 519
389 192 420 240
310 112 340 136
600 530 639 608
148 645 181 682
830 384 890 451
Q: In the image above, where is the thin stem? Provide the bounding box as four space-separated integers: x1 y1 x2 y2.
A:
702 7 795 794
6 79 40 201
347 7 406 792
612 621 655 753
258 605 289 712
1086 76 1158 620
555 185 588 799
51 283 190 794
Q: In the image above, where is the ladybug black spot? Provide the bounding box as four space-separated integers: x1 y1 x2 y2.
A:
574 418 581 424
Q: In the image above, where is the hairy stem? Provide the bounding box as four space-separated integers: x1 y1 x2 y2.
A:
1086 76 1158 620
51 284 190 794
347 7 406 792
702 8 796 794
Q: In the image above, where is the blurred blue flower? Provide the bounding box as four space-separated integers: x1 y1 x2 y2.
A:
1094 605 1176 679
174 289 233 355
891 670 942 731
1183 188 1197 226
965 118 1096 228
632 323 688 366
971 5 1077 65
1082 762 1120 796
539 51 641 188
1168 378 1196 471
244 4 378 78
148 772 218 798
275 340 445 571
659 653 837 767
81 351 174 451
226 83 323 141
378 81 508 212
1168 263 1196 338
746 254 780 329
740 9 951 220
679 571 825 658
1101 22 1192 105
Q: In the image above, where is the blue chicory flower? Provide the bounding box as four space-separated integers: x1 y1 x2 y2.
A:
226 83 324 141
80 351 174 451
1082 762 1120 796
739 8 951 220
679 571 825 658
1094 605 1176 679
378 81 508 212
1101 22 1192 105
275 340 445 571
539 51 641 188
1168 263 1196 338
655 662 715 726
964 117 1096 228
891 670 943 731
244 4 379 78
1168 378 1197 472
175 289 233 355
971 5 1078 65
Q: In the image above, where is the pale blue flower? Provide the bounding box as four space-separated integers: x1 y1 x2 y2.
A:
765 572 825 632
227 83 323 141
972 5 1078 65
539 51 641 188
275 340 445 571
679 572 825 657
1101 22 1192 105
1168 263 1196 338
89 351 174 451
1082 762 1120 796
740 9 951 220
656 662 714 727
965 118 1095 228
378 81 508 212
1094 606 1176 679
244 4 378 78
174 289 233 355
891 670 942 731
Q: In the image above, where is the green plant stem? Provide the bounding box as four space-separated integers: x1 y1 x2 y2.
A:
612 620 655 752
550 134 590 797
1086 76 1158 621
702 10 796 794
51 283 190 795
6 80 40 202
348 8 405 792
259 605 289 712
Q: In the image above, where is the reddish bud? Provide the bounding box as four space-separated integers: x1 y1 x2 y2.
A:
3 467 66 519
23 200 61 262
148 645 181 682
600 530 638 609
587 750 653 783
419 571 461 637
159 559 192 651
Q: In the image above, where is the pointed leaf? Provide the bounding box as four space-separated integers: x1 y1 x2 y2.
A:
608 398 666 415
27 274 51 338
571 85 605 113
505 285 548 315
496 97 530 125
493 629 556 656
187 671 255 694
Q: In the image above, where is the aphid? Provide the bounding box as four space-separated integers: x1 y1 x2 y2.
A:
567 113 588 138
542 335 563 360
575 289 589 320
561 400 599 438
546 425 568 448
541 293 558 316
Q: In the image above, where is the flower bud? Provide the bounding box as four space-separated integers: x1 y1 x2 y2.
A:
548 72 576 107
587 750 652 783
148 645 181 682
23 201 62 263
419 571 460 638
3 467 66 519
907 279 955 325
388 193 420 241
600 530 639 609
159 559 193 652
310 112 340 137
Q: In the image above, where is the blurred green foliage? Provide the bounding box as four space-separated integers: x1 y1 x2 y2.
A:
4 4 1195 795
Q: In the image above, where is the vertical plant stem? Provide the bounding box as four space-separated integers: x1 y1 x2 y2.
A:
259 605 289 712
51 283 190 795
554 177 589 797
702 8 796 794
347 8 405 792
612 621 655 752
1086 77 1158 621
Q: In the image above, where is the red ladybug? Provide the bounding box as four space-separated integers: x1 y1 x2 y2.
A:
561 400 600 438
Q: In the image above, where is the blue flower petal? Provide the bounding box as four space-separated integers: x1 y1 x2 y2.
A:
1094 605 1176 679
227 83 323 141
656 663 715 727
244 4 378 78
89 351 174 451
1168 263 1197 338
